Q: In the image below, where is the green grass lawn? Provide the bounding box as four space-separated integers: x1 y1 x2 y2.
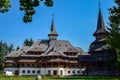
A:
0 70 120 80
0 75 120 80
0 70 3 74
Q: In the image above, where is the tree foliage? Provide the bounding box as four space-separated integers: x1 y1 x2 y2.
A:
109 0 120 25
107 0 120 64
16 46 20 50
0 0 11 13
23 38 34 46
0 41 14 70
0 0 54 23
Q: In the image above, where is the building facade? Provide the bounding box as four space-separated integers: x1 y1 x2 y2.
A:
4 4 116 76
4 18 87 76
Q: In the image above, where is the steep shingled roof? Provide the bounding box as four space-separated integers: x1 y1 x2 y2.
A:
5 17 87 63
93 8 106 36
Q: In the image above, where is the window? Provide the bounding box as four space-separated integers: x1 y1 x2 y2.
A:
28 70 30 73
35 47 38 49
72 70 75 74
32 70 35 73
37 64 39 67
60 70 63 75
81 64 84 68
22 70 25 73
77 71 80 74
32 64 34 67
27 64 30 66
59 44 61 46
65 44 68 47
22 63 24 66
37 70 40 74
48 70 51 75
68 71 70 74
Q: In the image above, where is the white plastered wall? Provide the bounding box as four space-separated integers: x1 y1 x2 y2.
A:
4 67 84 76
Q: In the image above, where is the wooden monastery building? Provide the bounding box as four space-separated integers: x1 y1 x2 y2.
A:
4 6 115 76
4 18 88 76
78 7 116 75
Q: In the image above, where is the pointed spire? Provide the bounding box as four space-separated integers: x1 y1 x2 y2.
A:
50 14 56 33
97 7 105 30
48 15 58 41
93 2 106 36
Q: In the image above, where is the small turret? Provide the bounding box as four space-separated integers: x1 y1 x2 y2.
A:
48 16 58 41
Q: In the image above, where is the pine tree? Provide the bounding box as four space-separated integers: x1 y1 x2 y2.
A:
106 0 120 75
0 41 3 70
29 38 34 46
0 41 14 70
24 39 29 46
23 38 34 46
8 44 14 53
16 46 20 50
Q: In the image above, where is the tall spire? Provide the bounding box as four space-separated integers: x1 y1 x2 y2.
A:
48 15 58 41
50 15 56 33
93 2 106 37
88 1 108 54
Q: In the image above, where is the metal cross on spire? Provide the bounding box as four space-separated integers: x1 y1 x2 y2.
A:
52 14 54 20
99 0 101 9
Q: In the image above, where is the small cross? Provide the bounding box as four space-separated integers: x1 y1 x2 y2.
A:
52 14 54 19
99 0 101 9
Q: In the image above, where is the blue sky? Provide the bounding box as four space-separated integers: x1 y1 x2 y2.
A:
0 0 115 52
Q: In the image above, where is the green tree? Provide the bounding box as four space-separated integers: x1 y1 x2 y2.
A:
16 46 20 50
24 38 34 46
106 0 120 75
29 38 34 46
24 38 29 46
0 41 14 70
3 42 9 56
8 44 14 53
0 0 54 23
0 41 4 70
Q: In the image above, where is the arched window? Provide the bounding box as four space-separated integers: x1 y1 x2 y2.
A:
60 70 63 75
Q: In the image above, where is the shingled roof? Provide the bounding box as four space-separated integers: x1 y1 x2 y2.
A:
6 46 29 57
25 39 82 57
89 7 109 54
5 18 87 63
93 8 106 36
78 52 109 62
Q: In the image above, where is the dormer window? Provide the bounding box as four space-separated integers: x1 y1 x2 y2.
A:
59 44 61 46
35 47 37 49
65 44 68 47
